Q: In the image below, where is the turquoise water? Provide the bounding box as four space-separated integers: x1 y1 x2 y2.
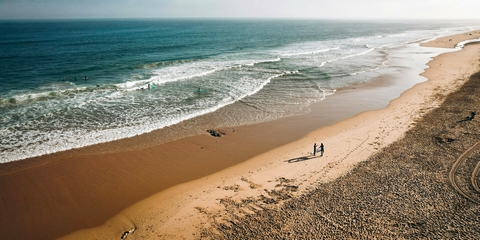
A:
0 19 478 162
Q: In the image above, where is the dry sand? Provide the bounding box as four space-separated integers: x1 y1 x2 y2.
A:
201 50 480 239
57 31 480 239
0 31 478 240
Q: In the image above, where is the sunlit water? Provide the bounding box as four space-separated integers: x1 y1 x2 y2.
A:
1 19 478 162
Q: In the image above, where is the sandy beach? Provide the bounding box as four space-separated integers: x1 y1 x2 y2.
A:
1 30 479 240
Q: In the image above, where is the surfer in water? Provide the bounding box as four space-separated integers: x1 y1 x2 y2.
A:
147 83 156 90
83 76 88 82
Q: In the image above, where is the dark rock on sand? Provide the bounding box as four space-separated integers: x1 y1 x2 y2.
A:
207 129 224 137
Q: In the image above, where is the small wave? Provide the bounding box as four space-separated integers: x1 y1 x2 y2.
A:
326 48 376 65
386 33 407 38
283 70 299 75
115 69 219 91
230 71 294 103
116 58 282 91
349 70 365 76
222 70 299 108
349 61 387 76
456 38 480 49
0 97 19 105
412 37 435 44
135 59 196 69
254 58 282 64
279 48 336 57
320 89 336 101
351 35 383 42
237 58 281 67
1 84 118 106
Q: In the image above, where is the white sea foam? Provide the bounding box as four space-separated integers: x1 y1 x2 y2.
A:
325 48 376 65
114 57 282 91
0 62 296 163
3 23 480 163
456 38 480 49
277 48 335 57
0 76 281 163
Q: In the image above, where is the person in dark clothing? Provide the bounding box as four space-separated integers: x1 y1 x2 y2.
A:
313 143 317 156
320 143 324 156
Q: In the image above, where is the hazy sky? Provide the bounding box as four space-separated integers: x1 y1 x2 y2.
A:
1 0 479 20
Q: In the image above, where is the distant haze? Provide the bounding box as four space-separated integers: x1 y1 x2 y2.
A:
0 0 479 20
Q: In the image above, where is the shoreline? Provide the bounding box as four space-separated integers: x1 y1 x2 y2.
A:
63 31 480 239
1 58 416 240
201 69 480 239
91 32 480 239
1 30 479 240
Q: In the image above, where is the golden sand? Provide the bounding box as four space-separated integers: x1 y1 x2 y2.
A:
0 31 479 240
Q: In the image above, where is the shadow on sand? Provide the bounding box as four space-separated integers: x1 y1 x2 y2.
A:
286 155 322 163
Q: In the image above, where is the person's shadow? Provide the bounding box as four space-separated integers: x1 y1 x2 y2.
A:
286 155 321 163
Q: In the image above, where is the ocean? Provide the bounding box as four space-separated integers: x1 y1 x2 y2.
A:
0 19 478 163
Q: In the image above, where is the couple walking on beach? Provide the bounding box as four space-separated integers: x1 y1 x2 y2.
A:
313 143 324 156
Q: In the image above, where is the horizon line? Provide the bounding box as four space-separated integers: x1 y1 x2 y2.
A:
1 17 480 21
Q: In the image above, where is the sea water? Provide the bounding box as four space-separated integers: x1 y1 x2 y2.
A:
0 19 478 163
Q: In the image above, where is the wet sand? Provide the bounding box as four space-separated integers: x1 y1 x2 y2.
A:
0 62 416 240
201 50 480 239
0 31 479 240
97 31 478 239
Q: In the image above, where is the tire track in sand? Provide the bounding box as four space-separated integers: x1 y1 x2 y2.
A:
449 141 480 204
471 159 480 193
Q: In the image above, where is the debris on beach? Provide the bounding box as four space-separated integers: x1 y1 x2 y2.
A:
120 227 136 239
207 129 225 137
